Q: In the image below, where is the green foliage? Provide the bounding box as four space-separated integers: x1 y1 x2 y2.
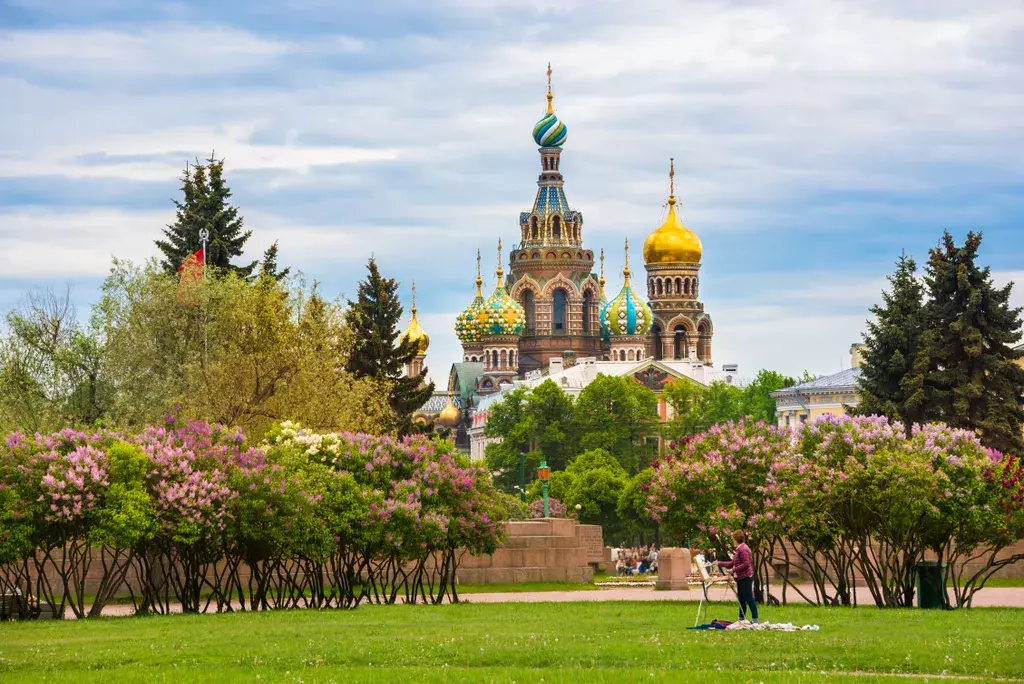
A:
155 155 257 276
573 375 658 473
855 251 926 435
94 260 390 436
344 258 433 436
616 468 658 544
663 370 800 441
259 241 291 281
916 231 1024 454
0 288 112 433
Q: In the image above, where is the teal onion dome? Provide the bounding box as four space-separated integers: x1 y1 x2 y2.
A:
601 241 652 337
533 111 567 147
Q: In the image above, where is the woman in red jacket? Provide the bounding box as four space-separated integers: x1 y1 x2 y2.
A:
718 529 758 623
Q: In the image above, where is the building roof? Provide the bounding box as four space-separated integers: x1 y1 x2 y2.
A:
775 367 861 394
475 356 746 412
448 362 485 402
417 392 463 413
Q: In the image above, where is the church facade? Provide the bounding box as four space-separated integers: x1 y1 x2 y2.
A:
406 67 720 449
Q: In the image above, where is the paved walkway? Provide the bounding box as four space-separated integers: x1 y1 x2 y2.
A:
463 584 1024 607
71 584 1024 617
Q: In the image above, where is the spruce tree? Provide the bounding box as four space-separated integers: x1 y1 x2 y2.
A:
156 154 256 276
855 252 926 435
259 241 291 281
344 258 434 435
917 231 1024 454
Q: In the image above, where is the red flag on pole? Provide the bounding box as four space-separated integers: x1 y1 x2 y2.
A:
178 248 204 285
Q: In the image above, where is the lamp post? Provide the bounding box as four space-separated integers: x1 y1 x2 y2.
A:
538 460 551 518
518 452 526 502
198 227 210 280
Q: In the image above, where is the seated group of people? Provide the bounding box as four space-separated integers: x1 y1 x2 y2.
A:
612 545 659 576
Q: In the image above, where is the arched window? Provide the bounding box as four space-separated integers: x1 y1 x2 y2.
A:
552 216 561 241
648 279 654 298
491 350 498 369
522 290 536 333
500 349 507 369
552 288 567 334
684 278 690 295
656 279 663 296
675 278 682 295
628 349 635 361
530 216 538 240
652 324 663 360
674 326 687 360
582 290 593 334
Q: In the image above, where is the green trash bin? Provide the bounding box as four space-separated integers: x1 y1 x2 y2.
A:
916 561 946 609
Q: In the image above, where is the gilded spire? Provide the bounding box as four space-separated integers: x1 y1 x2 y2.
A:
668 157 676 206
623 238 631 281
599 248 606 294
475 248 483 296
411 279 417 314
401 280 429 354
495 238 504 286
546 62 554 114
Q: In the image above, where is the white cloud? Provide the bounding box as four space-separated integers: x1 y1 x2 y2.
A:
0 24 362 77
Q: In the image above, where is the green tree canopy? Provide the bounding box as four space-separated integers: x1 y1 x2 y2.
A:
155 155 258 276
916 231 1024 453
573 375 658 473
344 258 434 436
854 252 926 434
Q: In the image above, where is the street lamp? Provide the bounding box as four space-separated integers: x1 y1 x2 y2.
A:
538 460 551 518
198 227 210 280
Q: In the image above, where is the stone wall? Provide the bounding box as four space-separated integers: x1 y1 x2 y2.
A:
455 518 594 584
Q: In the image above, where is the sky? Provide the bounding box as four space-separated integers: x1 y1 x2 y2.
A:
1 0 1022 384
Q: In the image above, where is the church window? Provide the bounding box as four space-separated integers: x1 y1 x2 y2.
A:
553 289 567 334
491 350 499 369
522 290 536 333
656 279 663 296
552 215 561 241
674 326 687 360
628 349 635 361
652 324 663 360
500 349 507 369
582 290 593 334
530 217 538 240
684 278 690 295
675 278 682 294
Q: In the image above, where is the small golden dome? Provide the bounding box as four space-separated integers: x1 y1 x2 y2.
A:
400 282 429 355
642 159 702 266
437 394 461 428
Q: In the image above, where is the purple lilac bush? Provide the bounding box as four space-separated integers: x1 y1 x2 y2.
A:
0 419 506 617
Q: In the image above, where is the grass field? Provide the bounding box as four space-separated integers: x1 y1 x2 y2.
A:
1 601 1022 682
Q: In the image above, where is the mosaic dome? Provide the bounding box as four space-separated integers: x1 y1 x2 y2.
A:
601 243 652 337
482 276 525 338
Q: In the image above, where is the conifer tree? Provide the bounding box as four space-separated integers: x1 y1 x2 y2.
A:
259 241 291 281
344 258 434 435
156 154 256 276
917 231 1024 454
855 252 926 435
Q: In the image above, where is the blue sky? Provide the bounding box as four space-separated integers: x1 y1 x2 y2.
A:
1 0 1022 383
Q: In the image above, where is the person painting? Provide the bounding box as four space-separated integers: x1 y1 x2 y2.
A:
718 529 758 624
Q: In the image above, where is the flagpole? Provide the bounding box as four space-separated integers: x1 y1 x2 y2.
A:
198 228 209 280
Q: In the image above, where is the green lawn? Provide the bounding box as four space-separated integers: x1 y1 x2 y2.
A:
1 601 1022 682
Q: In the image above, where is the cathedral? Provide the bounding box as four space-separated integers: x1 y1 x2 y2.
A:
405 66 722 447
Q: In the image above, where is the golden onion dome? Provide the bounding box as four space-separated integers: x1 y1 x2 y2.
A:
437 393 461 428
400 282 429 354
642 159 703 266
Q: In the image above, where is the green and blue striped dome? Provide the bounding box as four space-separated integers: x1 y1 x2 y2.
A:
601 242 652 337
533 111 567 147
